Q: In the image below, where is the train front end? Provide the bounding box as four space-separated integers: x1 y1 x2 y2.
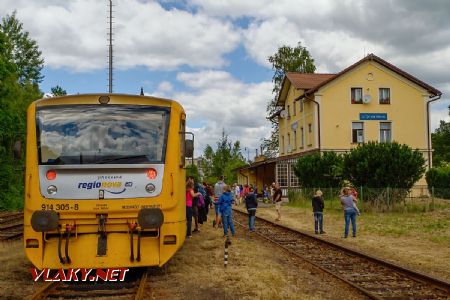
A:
24 94 187 269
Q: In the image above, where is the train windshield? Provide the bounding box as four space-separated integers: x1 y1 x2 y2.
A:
36 105 170 165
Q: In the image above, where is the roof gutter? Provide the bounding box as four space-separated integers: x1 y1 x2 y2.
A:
426 94 442 169
295 94 321 152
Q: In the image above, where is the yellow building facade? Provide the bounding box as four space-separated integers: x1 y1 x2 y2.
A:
239 54 441 193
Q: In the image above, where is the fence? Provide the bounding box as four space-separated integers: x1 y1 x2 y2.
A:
286 186 450 213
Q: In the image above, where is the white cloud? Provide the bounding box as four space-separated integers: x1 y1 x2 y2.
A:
157 81 173 92
167 71 272 156
0 0 240 71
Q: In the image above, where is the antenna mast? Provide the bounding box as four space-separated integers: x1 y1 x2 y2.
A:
108 0 113 93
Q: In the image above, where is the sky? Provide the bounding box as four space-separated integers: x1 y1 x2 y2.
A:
1 0 449 157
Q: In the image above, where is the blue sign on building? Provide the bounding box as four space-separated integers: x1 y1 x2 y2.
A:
360 113 387 120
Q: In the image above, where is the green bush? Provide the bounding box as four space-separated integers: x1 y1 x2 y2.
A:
426 166 450 199
343 142 425 189
293 152 343 188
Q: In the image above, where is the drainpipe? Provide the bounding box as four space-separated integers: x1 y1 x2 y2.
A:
426 94 442 170
295 94 321 152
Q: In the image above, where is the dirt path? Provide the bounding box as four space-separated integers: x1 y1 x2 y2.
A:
1 213 366 299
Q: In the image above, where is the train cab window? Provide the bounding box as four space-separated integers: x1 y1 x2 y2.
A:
36 105 170 165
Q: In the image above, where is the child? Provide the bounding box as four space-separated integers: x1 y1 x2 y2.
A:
218 185 235 237
245 187 258 231
349 187 361 215
312 190 325 234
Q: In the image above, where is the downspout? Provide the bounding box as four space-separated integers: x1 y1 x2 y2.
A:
295 94 321 152
426 94 442 170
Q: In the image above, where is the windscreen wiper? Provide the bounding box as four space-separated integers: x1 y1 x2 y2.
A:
96 155 149 164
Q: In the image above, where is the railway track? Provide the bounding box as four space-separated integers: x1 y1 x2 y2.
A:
233 209 450 300
0 211 23 241
29 267 149 300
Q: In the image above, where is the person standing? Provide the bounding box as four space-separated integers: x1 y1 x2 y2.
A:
234 183 241 205
186 181 200 238
340 187 358 238
312 190 325 234
218 185 235 237
273 183 282 221
213 175 226 228
245 187 258 231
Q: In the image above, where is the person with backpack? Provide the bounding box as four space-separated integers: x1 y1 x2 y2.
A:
245 187 258 231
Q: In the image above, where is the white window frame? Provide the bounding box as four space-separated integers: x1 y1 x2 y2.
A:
352 122 364 144
380 122 392 143
351 87 363 104
379 87 391 104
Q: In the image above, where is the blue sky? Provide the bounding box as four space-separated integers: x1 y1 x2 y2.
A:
3 0 449 157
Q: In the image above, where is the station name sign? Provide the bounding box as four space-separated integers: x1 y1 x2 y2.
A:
360 113 387 120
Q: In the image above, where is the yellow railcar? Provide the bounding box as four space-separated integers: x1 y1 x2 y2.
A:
23 94 192 269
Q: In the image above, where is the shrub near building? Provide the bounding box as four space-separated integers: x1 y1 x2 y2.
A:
426 166 450 199
343 142 425 189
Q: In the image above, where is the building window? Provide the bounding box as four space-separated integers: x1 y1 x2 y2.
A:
352 122 364 143
287 133 291 152
276 163 288 187
307 123 312 145
380 122 392 143
281 135 284 154
293 101 296 116
293 130 297 149
300 127 304 148
379 88 390 104
287 105 290 118
351 88 363 104
289 164 299 187
300 99 304 112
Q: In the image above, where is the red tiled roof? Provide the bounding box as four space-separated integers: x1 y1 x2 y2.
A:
285 72 335 90
303 54 442 97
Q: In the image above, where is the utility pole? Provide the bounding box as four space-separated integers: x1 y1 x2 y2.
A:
108 0 114 93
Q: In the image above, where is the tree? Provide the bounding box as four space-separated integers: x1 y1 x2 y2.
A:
0 11 44 84
293 152 343 188
51 85 67 96
186 163 200 183
0 13 43 210
431 106 450 167
262 42 316 157
343 142 425 189
199 130 247 184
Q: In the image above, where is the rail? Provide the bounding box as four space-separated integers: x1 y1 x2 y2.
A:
233 209 450 299
28 267 149 300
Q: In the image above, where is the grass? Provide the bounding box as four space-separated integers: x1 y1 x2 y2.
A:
287 196 450 243
249 198 450 281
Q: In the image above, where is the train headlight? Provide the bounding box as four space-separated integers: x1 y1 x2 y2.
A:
31 210 59 232
145 183 155 193
138 208 164 229
47 185 57 195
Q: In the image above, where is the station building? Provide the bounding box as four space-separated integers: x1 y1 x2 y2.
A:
237 54 442 194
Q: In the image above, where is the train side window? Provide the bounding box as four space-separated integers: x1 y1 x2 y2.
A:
180 118 186 167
